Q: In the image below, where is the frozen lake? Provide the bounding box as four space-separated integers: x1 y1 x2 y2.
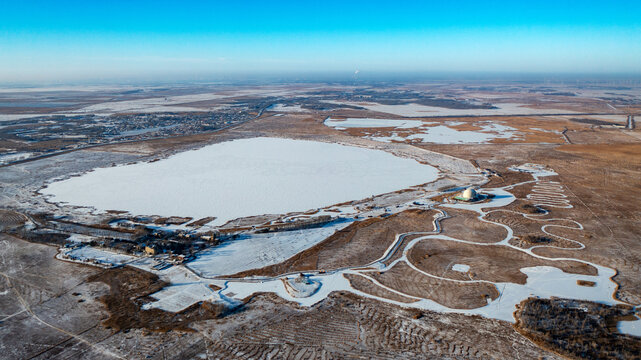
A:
42 137 439 225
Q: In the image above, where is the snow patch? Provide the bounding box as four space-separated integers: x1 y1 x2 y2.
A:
451 264 470 273
187 222 351 277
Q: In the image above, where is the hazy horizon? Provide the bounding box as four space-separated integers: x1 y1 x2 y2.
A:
2 1 640 84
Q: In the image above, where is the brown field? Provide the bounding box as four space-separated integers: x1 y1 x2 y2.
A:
345 273 419 303
407 237 596 285
439 207 507 243
485 209 584 249
194 292 560 359
370 262 499 309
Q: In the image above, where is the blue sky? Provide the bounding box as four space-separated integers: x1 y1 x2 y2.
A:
1 1 640 83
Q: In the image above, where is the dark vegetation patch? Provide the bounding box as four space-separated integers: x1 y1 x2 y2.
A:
514 297 641 360
521 234 553 244
570 118 620 126
521 203 546 214
88 266 235 332
8 227 70 246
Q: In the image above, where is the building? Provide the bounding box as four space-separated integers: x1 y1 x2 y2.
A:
627 115 636 130
454 187 478 202
144 246 157 255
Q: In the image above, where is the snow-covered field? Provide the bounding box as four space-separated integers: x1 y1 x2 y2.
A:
41 137 439 225
69 93 224 114
325 101 578 117
0 152 34 164
68 88 298 115
187 221 351 277
267 104 307 112
0 114 51 122
325 117 520 144
324 117 428 129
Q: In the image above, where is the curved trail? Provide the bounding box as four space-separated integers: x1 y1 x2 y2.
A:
212 164 631 325
69 163 633 329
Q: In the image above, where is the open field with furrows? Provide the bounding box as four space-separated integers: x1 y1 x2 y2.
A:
0 232 565 359
370 262 499 309
407 238 596 284
231 209 438 277
193 292 560 359
438 207 507 243
0 209 26 230
345 273 419 303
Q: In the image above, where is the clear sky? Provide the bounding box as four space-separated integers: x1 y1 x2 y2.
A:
1 0 640 83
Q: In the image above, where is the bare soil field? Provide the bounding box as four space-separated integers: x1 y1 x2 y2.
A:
407 238 596 284
0 209 26 230
485 208 584 250
370 262 499 309
193 292 561 359
439 207 507 243
344 273 418 303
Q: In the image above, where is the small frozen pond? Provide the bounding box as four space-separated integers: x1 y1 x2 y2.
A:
325 117 519 144
42 137 438 225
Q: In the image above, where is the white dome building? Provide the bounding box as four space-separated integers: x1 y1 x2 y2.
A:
458 187 478 201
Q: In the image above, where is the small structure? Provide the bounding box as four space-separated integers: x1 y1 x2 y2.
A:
144 246 157 256
454 187 478 202
282 273 321 298
627 115 636 130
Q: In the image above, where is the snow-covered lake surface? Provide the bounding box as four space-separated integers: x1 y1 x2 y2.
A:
324 117 428 129
42 137 439 225
187 221 351 277
267 103 307 112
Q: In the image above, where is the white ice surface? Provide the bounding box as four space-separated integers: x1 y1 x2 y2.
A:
63 246 135 266
324 117 520 144
618 317 641 337
42 137 439 225
0 114 52 122
267 104 306 112
0 152 34 164
405 124 518 144
451 264 470 273
324 117 428 129
187 221 351 277
66 234 97 243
